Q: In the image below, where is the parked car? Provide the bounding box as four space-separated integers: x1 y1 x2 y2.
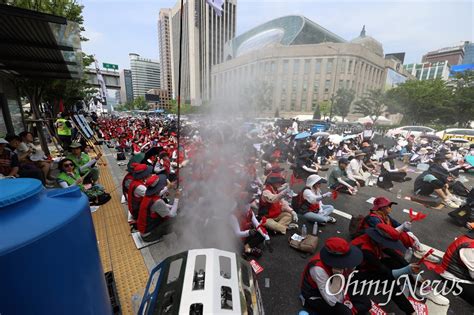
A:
436 128 474 143
385 126 435 138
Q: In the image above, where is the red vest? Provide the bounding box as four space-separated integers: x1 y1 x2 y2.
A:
259 185 283 218
128 179 145 219
137 195 162 234
440 235 474 280
351 234 382 272
360 212 414 249
300 254 333 298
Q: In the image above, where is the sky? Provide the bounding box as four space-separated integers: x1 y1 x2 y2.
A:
80 0 473 70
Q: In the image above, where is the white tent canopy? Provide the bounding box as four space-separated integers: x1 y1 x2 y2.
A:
357 115 391 125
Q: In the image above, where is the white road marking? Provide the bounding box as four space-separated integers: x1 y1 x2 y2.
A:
332 208 445 258
403 208 418 215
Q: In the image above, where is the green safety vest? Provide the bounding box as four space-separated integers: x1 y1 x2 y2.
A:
56 118 72 136
67 152 91 173
57 170 83 190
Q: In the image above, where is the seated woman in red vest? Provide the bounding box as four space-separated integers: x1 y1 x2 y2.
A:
128 163 152 222
438 230 474 305
138 174 179 242
259 175 298 235
358 196 439 263
230 188 270 259
300 174 337 224
300 237 370 315
351 223 419 315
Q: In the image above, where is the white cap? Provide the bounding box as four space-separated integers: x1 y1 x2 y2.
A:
0 138 8 144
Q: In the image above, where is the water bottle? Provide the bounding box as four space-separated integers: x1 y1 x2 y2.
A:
301 224 307 238
397 189 402 199
312 222 318 235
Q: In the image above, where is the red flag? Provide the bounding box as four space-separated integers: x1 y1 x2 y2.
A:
332 190 338 200
409 208 427 222
59 98 64 113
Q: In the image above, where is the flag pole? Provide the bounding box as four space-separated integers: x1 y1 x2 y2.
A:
176 0 184 189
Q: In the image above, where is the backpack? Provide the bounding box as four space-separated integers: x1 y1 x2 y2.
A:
451 181 469 197
349 214 367 239
292 187 312 214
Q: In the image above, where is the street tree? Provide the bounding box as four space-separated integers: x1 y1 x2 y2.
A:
450 70 474 127
353 89 387 124
386 79 452 125
319 101 331 118
333 88 355 122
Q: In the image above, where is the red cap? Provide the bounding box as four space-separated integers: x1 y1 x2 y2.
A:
325 237 350 255
133 164 148 172
371 196 397 211
376 223 400 241
145 174 159 187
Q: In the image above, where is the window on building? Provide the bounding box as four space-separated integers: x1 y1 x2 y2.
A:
290 100 296 111
421 68 429 80
283 60 289 74
293 60 300 74
315 60 321 74
339 80 343 89
325 79 331 93
346 80 350 89
348 60 353 74
312 99 318 110
304 59 310 74
340 59 346 74
281 80 287 92
271 61 276 74
303 80 307 93
313 80 319 94
326 59 333 74
291 92 296 100
428 69 436 79
292 79 297 90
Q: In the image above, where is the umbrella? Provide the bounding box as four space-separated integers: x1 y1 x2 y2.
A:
449 138 469 143
465 155 474 167
312 131 330 137
328 134 343 144
342 134 358 141
372 134 396 148
294 131 311 140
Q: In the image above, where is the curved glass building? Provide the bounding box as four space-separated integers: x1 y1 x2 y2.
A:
212 16 407 116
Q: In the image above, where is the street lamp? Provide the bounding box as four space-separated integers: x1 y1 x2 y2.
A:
327 44 341 121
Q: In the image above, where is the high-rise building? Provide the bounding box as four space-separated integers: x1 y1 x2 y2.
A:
170 0 237 105
422 45 464 65
403 61 450 81
462 41 474 65
129 53 161 98
158 9 173 99
119 69 133 103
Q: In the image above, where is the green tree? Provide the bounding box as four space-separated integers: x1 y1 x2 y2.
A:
333 88 355 122
450 70 474 127
353 89 387 124
312 104 321 119
319 101 331 118
386 79 452 125
133 96 149 110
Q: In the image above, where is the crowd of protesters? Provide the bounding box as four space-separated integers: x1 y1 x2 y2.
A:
3 111 472 314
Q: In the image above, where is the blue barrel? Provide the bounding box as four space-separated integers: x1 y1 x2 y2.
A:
0 179 112 315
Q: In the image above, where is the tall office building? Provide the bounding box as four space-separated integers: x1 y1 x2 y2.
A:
129 53 161 98
158 9 173 99
422 44 464 65
170 0 237 105
462 41 474 64
119 69 133 103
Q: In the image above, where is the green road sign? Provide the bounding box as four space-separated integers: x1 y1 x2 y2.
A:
103 63 118 70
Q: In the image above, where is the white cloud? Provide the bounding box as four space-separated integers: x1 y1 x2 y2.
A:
83 29 103 43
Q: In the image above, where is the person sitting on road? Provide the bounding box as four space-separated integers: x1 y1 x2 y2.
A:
67 142 102 184
128 163 153 222
356 196 439 263
5 134 45 184
300 237 370 315
258 175 298 235
137 174 179 242
327 158 358 195
300 175 337 224
414 170 460 208
437 230 474 305
377 153 411 190
351 223 418 315
346 151 370 187
231 187 270 259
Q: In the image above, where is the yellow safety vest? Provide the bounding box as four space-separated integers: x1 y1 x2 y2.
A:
56 118 72 136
